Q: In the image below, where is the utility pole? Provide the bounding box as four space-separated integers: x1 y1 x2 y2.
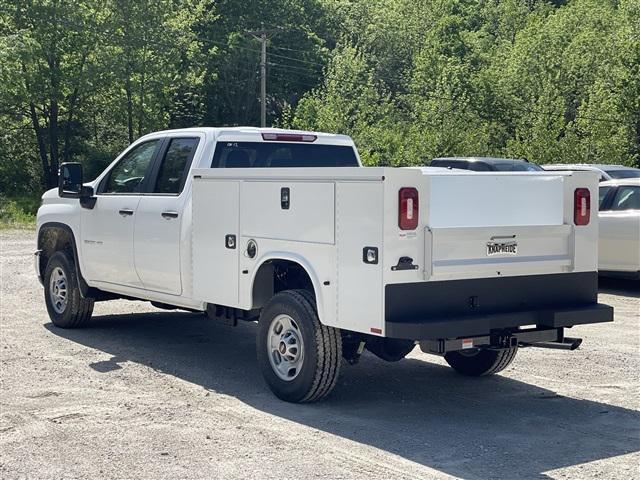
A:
260 31 267 128
246 25 273 127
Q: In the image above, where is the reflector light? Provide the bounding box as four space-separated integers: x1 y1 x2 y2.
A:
398 187 419 230
261 133 317 142
574 188 591 226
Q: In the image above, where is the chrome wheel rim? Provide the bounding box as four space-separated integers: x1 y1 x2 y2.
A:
268 314 304 381
49 267 68 314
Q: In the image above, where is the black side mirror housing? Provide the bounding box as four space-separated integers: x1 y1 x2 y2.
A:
59 162 84 198
59 162 96 209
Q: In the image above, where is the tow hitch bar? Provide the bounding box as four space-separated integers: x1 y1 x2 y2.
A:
529 337 583 351
420 329 583 355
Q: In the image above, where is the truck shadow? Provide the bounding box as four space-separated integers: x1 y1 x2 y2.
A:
46 312 639 479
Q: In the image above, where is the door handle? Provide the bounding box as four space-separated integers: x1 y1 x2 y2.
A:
161 211 179 219
119 208 134 216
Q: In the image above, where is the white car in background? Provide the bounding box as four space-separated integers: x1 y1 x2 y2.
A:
543 164 640 182
598 178 640 279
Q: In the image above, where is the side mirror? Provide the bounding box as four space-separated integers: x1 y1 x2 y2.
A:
58 162 84 198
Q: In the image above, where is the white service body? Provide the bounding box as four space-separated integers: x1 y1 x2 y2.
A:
36 127 610 340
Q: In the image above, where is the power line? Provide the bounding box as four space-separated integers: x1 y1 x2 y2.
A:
270 43 326 55
266 61 624 125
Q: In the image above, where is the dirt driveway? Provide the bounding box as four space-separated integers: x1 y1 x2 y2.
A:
1 229 639 479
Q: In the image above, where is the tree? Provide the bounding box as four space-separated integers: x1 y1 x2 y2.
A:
1 0 108 188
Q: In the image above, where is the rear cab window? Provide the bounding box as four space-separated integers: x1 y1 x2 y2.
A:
211 142 359 168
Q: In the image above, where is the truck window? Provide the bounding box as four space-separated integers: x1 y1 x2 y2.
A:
101 140 160 194
153 137 200 194
468 162 491 171
604 169 640 179
430 160 468 170
610 186 640 211
492 162 542 172
599 186 612 209
211 142 359 168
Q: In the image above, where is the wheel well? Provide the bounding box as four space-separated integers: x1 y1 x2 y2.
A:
252 260 315 309
38 225 76 279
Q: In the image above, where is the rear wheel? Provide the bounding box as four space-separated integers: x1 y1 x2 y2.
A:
444 346 518 376
44 251 94 328
256 290 341 402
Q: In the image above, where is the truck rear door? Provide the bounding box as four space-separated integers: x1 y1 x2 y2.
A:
133 136 201 295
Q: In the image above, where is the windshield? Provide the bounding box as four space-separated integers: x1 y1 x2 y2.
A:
605 169 640 179
492 162 543 172
211 142 359 168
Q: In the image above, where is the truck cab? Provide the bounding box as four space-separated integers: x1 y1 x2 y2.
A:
36 127 613 403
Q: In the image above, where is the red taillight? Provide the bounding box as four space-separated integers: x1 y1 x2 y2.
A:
574 188 591 226
398 187 419 230
261 133 317 142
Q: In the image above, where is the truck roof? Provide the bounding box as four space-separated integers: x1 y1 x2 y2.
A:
139 127 355 145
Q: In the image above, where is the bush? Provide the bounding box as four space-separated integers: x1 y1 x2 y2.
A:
0 195 39 229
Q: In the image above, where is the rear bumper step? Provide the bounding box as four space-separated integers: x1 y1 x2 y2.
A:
530 336 582 351
387 302 613 340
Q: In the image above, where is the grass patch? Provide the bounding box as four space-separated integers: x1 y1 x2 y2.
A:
0 195 39 229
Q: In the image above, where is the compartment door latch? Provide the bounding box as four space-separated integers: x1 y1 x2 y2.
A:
391 256 419 271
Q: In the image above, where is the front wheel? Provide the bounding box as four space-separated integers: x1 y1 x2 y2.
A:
444 346 518 376
44 251 94 328
256 290 341 402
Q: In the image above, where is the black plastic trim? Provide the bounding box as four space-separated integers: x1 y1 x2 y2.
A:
599 270 640 280
384 272 613 340
38 222 90 297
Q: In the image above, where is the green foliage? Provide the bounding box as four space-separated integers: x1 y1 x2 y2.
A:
295 0 639 168
0 0 638 211
0 195 38 229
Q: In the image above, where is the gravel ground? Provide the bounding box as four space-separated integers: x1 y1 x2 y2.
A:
1 229 639 480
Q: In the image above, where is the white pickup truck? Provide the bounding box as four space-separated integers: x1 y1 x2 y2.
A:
36 127 613 402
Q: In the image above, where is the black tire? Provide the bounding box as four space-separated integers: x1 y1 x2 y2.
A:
256 289 341 403
44 251 94 328
444 346 518 377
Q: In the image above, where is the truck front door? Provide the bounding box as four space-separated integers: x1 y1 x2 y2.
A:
81 139 162 288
